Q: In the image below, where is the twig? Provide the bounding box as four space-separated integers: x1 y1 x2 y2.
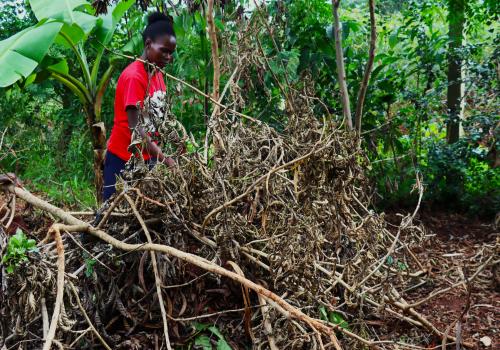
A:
408 255 495 308
68 211 128 217
358 173 423 286
167 305 260 322
258 293 279 350
5 194 15 229
41 298 49 338
65 230 116 273
97 191 126 229
124 194 172 350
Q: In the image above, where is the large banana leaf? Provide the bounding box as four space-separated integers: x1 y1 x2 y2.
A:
29 0 98 44
0 20 63 87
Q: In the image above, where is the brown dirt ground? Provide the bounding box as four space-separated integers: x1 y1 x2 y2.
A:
388 211 499 349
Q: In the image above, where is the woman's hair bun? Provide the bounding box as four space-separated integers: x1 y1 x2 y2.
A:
143 11 175 42
147 12 172 25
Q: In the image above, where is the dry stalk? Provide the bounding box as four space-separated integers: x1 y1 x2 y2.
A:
42 224 65 350
124 193 172 350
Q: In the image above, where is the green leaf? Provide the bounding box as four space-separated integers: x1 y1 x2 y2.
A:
389 32 398 48
319 306 328 321
193 322 210 331
84 258 96 277
30 0 98 44
328 312 349 330
208 326 224 340
0 20 63 87
216 339 232 350
30 0 87 21
47 59 70 75
122 33 143 55
386 255 394 265
214 18 225 31
194 335 212 350
30 0 97 33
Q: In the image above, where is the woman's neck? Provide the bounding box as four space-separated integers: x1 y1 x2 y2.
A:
140 52 154 76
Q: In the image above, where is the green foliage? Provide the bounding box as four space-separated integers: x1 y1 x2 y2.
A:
319 306 350 330
1 229 38 274
84 253 97 277
0 84 96 207
191 322 232 350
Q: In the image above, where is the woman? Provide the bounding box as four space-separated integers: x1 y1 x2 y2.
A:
103 12 176 201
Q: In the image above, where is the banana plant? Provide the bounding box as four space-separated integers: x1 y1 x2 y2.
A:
0 0 135 203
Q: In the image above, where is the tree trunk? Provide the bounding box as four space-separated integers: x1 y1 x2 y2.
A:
354 0 377 134
56 92 74 169
85 107 106 204
446 0 465 144
331 0 353 130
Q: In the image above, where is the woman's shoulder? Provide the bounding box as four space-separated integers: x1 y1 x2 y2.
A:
119 60 146 81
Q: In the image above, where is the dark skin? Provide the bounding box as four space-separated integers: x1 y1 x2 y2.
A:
126 33 177 166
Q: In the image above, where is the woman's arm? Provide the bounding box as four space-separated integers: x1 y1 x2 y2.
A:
126 106 175 167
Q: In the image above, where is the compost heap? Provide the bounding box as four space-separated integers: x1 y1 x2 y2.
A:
1 86 448 349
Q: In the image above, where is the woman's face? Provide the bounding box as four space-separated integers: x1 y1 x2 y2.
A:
146 34 176 68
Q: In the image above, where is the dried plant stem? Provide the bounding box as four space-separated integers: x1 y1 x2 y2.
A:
41 297 49 338
5 194 15 228
124 194 172 350
202 141 328 228
258 294 279 350
42 224 65 350
97 191 126 228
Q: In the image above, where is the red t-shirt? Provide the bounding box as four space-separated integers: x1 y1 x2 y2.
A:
107 60 166 161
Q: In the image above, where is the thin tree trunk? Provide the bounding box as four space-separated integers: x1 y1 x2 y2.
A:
56 92 74 168
446 0 465 144
331 0 353 130
354 0 377 134
85 107 106 204
206 0 220 116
